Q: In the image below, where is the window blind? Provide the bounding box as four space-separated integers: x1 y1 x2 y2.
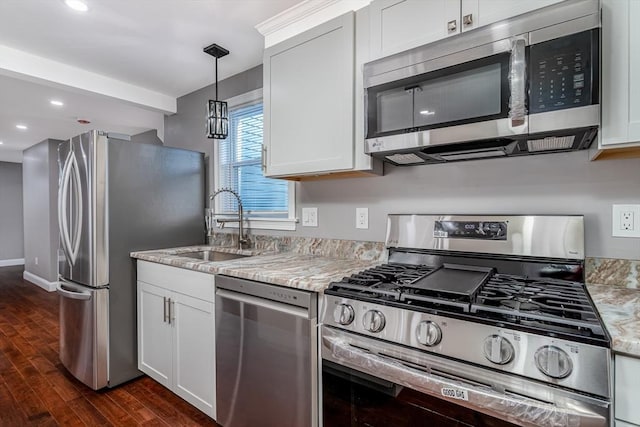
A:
217 103 288 216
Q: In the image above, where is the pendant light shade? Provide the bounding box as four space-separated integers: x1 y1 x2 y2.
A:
204 43 230 139
207 100 228 139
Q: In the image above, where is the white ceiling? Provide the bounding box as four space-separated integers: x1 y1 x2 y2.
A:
0 0 301 161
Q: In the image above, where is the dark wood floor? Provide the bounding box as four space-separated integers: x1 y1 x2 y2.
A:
0 266 220 427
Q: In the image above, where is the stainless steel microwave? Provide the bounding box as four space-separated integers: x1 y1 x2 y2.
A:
364 0 600 165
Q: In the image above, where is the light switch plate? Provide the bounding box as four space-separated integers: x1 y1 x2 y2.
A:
356 207 369 229
302 207 318 227
612 204 640 237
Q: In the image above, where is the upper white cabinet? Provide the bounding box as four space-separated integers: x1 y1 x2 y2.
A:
615 354 640 426
461 0 565 33
369 0 564 59
261 9 380 179
137 261 216 418
264 13 354 177
599 0 640 149
369 0 460 59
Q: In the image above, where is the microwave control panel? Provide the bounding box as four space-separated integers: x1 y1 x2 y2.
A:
529 30 597 114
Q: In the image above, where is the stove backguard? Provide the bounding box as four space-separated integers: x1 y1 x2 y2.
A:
386 215 584 262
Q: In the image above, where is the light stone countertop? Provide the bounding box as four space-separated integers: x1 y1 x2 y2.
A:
131 245 380 293
588 284 640 357
132 246 640 356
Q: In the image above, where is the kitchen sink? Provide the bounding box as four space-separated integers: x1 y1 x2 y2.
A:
179 250 250 262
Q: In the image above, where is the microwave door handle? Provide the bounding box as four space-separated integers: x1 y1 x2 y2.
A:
58 151 74 266
509 38 527 128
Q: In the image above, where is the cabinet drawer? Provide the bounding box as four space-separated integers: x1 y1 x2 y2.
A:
615 354 640 424
137 260 215 302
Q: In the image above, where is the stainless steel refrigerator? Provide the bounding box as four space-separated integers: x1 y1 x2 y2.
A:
56 130 204 389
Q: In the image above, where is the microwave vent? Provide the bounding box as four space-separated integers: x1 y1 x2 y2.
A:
527 136 575 152
385 153 425 165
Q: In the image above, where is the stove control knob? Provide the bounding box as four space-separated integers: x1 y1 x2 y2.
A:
416 321 442 347
333 304 355 326
534 346 573 379
362 310 386 333
483 335 514 365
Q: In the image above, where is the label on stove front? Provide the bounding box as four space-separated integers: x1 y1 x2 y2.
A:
441 387 469 401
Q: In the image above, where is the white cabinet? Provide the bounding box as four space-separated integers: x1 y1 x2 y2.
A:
138 282 172 388
460 0 565 33
369 0 565 59
264 12 354 177
137 261 216 418
599 0 640 149
369 0 460 59
262 11 380 179
615 354 640 426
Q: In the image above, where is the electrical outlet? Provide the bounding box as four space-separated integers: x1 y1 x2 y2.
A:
612 204 640 237
622 211 634 230
34 257 38 265
356 208 369 229
302 207 318 227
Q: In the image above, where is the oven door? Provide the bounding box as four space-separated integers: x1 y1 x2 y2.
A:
321 326 610 427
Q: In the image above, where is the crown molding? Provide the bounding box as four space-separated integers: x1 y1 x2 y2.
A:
255 0 342 36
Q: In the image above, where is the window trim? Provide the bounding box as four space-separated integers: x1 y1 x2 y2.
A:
213 88 297 231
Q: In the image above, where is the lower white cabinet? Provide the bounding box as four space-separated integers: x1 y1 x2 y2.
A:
615 354 640 426
137 261 215 418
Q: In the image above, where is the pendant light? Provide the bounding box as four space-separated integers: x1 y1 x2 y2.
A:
204 43 229 139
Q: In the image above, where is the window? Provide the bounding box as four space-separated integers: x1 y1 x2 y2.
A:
214 89 296 230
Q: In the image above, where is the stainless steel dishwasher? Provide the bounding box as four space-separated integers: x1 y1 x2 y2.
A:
215 275 318 427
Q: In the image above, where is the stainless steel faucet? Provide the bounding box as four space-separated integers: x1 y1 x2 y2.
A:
209 188 249 250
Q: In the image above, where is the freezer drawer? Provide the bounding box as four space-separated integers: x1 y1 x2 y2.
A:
58 280 109 389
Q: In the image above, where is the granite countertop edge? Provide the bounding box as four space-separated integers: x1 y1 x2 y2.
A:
587 283 640 358
131 245 380 293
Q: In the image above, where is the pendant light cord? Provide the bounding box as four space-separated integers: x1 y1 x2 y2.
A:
215 57 219 100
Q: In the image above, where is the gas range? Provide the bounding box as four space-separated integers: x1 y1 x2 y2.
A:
321 215 611 427
326 262 607 345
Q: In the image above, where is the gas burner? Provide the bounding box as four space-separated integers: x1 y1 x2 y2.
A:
471 275 605 339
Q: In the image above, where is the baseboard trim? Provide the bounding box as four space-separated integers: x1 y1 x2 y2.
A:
0 258 25 267
23 271 58 292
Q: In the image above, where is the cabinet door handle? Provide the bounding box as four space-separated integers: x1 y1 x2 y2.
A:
447 19 457 33
261 145 267 172
169 299 175 325
463 14 473 26
163 296 169 323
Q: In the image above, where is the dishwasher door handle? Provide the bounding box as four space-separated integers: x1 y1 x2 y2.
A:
216 289 309 319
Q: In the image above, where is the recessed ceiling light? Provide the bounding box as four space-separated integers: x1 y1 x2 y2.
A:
65 0 88 12
0 141 3 145
16 124 28 130
50 100 64 107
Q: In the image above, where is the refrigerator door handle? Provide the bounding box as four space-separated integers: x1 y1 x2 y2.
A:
68 151 83 264
57 282 92 301
58 151 74 264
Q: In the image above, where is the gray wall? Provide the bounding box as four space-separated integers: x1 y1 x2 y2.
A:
164 65 263 195
295 152 640 260
22 139 61 281
164 67 640 260
0 161 24 260
131 129 163 146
